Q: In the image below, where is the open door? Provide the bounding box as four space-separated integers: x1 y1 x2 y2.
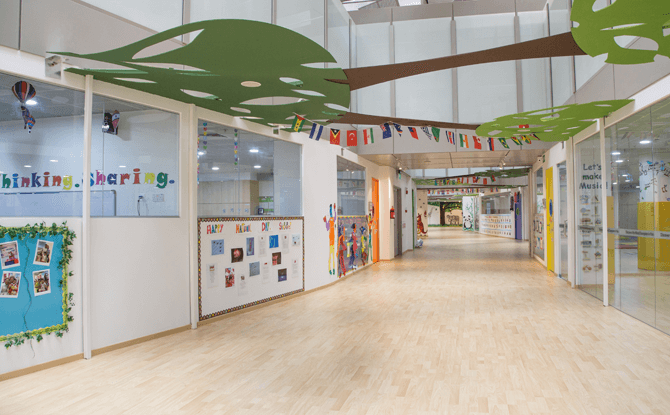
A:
372 178 379 263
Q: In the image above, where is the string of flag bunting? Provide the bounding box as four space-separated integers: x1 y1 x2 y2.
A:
290 115 538 149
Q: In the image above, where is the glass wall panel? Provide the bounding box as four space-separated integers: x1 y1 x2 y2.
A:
456 13 516 124
356 23 391 118
337 162 366 216
197 121 302 217
190 0 272 24
90 96 179 217
549 0 573 106
327 0 350 69
277 0 325 48
575 135 604 300
518 11 552 112
558 162 569 280
394 18 452 122
0 0 20 49
574 0 607 90
605 98 670 333
0 73 85 217
81 0 183 33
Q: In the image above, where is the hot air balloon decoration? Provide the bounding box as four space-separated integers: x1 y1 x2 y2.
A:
21 106 36 133
111 110 120 135
12 81 37 133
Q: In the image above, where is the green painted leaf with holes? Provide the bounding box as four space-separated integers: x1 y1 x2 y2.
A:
571 0 670 64
475 100 633 142
52 20 350 127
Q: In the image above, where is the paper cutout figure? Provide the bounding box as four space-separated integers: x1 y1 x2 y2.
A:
348 223 358 270
324 203 337 275
21 106 36 133
337 224 347 278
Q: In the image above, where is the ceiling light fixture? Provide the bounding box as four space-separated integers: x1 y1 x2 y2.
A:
212 166 220 170
25 99 37 106
198 151 205 155
119 165 126 168
50 159 58 162
249 149 259 153
254 165 261 169
640 140 651 144
611 151 621 155
616 159 624 163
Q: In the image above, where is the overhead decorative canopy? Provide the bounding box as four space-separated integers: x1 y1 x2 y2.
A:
52 19 350 127
475 100 633 142
571 0 670 65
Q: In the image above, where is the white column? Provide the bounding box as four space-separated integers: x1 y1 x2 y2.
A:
599 119 609 306
188 104 198 329
82 75 93 359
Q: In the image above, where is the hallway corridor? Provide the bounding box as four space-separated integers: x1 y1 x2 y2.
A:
3 229 670 414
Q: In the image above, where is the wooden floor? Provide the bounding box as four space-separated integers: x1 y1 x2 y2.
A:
3 228 670 414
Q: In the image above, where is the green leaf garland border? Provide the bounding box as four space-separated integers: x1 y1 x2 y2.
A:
0 222 76 349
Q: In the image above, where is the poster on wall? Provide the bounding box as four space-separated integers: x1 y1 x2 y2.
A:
0 271 21 298
198 217 304 321
33 240 54 266
462 197 476 231
0 241 21 269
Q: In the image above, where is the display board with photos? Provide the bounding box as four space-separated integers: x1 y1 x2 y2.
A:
198 217 304 321
479 214 514 238
0 226 70 342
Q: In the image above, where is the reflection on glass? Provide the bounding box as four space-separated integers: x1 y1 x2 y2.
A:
575 135 604 299
197 121 301 217
549 0 573 106
337 157 365 215
558 162 569 280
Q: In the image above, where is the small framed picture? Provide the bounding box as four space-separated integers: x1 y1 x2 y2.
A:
225 268 235 288
0 241 20 270
246 237 255 256
0 271 21 298
272 252 281 266
34 239 54 266
231 248 244 263
33 269 51 296
278 268 287 282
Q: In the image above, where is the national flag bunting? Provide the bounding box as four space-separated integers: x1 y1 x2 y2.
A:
473 136 482 150
408 127 418 139
447 131 455 145
510 137 522 146
498 137 510 149
347 130 358 146
521 135 532 144
393 123 403 135
421 127 432 140
518 124 529 129
491 175 496 183
309 123 324 141
459 134 469 148
473 176 480 183
381 123 392 139
483 178 488 185
431 127 440 142
363 128 374 144
487 137 495 151
330 128 340 145
291 115 305 132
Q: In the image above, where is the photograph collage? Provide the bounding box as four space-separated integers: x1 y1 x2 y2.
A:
0 239 55 299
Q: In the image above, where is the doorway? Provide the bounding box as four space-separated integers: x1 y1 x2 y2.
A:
557 162 568 281
394 186 402 257
371 178 379 263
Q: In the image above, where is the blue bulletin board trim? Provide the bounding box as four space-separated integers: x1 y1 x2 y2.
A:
0 223 75 349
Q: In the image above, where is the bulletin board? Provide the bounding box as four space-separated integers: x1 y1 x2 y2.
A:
198 217 304 321
0 223 75 347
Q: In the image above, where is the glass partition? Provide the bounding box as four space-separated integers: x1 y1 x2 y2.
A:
356 22 391 119
534 168 545 258
197 121 301 217
549 0 573 106
518 10 552 112
456 13 516 123
80 0 183 33
574 134 604 300
190 0 272 24
394 17 452 122
337 157 366 216
91 96 179 217
327 0 350 69
605 96 670 334
574 0 608 90
277 0 324 48
0 73 85 217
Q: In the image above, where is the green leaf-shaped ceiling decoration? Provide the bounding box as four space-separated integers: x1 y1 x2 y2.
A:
475 100 633 142
52 19 350 127
571 0 670 64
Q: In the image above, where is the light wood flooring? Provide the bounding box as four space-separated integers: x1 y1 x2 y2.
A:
3 228 670 414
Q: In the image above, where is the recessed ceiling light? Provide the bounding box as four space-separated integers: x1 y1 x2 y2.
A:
198 151 205 155
636 185 640 188
119 165 126 168
212 166 220 170
254 165 261 169
611 151 621 155
249 149 259 153
625 179 631 182
640 140 651 144
616 160 624 163
24 165 32 168
50 159 58 162
25 99 37 106
241 81 261 87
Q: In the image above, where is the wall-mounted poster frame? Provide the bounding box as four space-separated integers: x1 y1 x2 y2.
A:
197 217 304 321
